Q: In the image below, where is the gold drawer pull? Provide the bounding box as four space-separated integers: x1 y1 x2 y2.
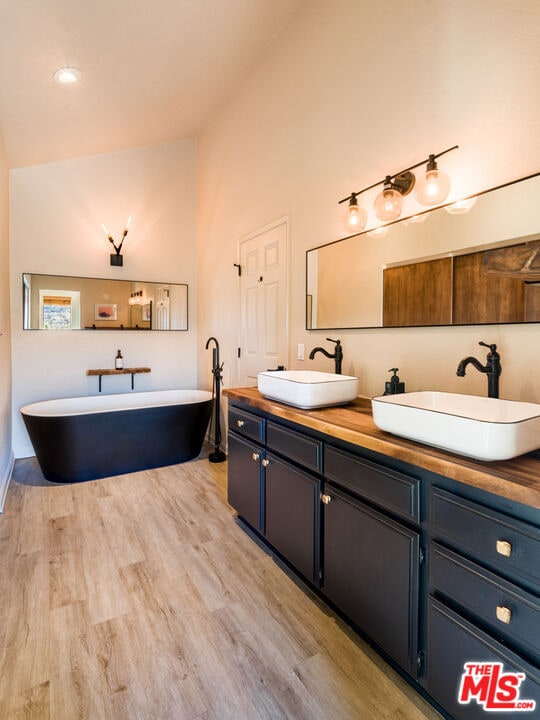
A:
261 459 270 467
321 494 332 505
496 606 512 624
251 452 260 461
236 419 245 428
496 540 512 557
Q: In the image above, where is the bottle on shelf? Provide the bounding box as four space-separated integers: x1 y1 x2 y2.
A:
115 350 124 370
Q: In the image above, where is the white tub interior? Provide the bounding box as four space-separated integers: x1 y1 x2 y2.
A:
21 389 213 417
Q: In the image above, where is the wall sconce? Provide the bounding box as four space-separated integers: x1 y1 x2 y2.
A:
102 216 132 266
340 146 458 231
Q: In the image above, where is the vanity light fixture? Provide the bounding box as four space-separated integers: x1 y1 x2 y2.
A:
339 145 458 230
53 67 81 84
128 290 143 305
102 216 132 266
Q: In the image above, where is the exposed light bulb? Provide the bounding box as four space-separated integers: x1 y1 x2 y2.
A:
374 177 403 221
414 155 451 206
403 213 428 226
343 194 367 232
444 197 478 214
53 67 81 84
367 226 389 238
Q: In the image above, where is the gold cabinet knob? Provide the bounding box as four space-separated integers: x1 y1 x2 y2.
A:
251 452 260 461
236 419 245 427
496 606 512 624
261 458 270 467
496 540 512 557
321 494 332 505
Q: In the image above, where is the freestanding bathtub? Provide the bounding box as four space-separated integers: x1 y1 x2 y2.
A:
21 389 213 483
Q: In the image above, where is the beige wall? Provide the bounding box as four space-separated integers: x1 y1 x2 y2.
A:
0 125 13 507
197 0 540 402
10 139 198 457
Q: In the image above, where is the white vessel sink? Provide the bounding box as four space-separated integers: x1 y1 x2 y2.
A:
371 391 540 461
257 370 358 409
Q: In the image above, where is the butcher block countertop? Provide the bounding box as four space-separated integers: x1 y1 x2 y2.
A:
224 387 540 511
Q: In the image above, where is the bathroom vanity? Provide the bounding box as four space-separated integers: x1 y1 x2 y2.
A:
224 387 540 720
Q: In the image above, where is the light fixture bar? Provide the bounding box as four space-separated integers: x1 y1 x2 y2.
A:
338 145 458 205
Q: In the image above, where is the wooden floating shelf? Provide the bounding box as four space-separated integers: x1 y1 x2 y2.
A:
86 367 151 392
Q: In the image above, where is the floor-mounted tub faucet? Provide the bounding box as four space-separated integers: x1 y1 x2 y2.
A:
205 336 226 463
309 338 343 374
456 341 502 399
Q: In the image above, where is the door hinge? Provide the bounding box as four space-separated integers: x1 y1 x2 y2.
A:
237 347 241 358
417 650 425 673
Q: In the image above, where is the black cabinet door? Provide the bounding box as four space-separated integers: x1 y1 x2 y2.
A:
227 432 264 532
265 453 320 584
426 598 540 720
322 486 420 676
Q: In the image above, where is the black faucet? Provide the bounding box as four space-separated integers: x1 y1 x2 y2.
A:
309 338 343 374
205 337 226 463
456 341 502 399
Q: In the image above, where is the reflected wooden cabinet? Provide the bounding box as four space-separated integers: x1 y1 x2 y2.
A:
453 252 538 324
383 258 452 326
383 245 540 327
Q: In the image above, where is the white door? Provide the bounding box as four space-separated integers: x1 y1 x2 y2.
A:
238 218 288 386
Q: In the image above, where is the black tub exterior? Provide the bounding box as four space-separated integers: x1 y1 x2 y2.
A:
22 400 213 483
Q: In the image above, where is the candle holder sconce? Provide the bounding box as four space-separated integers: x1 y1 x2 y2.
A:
102 217 132 266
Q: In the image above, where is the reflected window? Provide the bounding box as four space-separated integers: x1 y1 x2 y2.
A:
39 290 81 329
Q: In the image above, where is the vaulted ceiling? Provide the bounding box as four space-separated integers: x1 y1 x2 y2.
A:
0 0 303 168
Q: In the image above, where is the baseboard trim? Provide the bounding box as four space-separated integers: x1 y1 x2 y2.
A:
0 451 14 513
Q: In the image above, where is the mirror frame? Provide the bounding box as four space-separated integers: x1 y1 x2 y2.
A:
306 172 540 330
22 273 189 331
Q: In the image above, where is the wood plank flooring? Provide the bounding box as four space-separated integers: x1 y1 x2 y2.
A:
0 455 443 719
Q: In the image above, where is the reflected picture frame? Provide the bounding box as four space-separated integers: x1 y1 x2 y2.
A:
94 303 117 320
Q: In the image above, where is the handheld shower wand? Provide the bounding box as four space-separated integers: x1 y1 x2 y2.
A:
205 337 226 463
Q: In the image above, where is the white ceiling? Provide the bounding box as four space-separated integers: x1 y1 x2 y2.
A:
0 0 303 168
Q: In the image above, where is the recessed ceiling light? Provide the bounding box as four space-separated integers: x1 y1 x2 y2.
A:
53 67 81 84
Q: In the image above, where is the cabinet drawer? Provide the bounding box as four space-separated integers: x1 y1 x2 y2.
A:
430 543 540 662
229 406 265 443
267 421 322 472
431 488 540 591
324 446 420 523
426 597 540 720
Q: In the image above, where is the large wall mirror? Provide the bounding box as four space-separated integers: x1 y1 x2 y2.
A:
23 274 188 331
307 173 540 329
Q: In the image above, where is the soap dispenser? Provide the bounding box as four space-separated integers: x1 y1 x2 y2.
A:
384 368 405 395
